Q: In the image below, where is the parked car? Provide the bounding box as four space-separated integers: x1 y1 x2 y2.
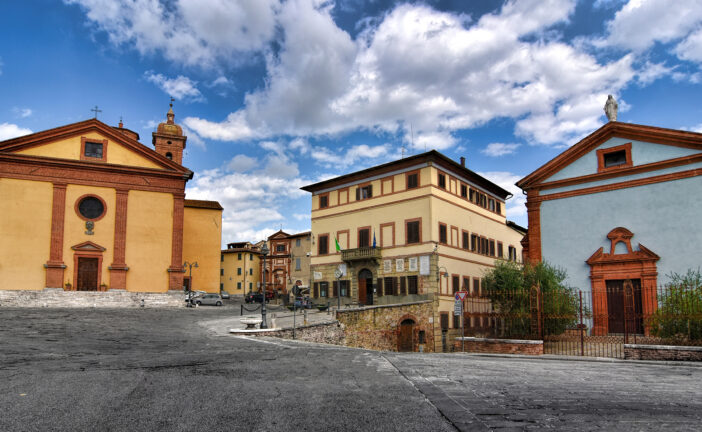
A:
193 293 223 306
184 290 206 303
245 291 274 303
220 291 230 300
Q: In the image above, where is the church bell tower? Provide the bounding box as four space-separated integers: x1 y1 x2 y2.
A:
152 99 187 165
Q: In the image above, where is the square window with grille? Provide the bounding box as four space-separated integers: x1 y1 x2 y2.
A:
319 281 328 297
384 277 395 296
84 141 103 158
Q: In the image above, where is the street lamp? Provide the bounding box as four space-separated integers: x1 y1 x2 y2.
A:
260 241 269 329
334 267 343 311
183 261 199 307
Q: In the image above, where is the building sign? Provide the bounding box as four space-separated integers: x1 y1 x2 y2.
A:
419 255 430 275
384 260 392 273
313 271 322 280
408 257 418 272
395 258 405 272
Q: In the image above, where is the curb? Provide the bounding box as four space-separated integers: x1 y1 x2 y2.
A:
450 351 702 368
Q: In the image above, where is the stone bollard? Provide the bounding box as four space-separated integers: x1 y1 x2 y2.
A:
304 309 308 325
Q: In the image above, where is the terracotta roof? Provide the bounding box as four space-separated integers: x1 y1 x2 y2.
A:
184 199 223 210
300 150 511 199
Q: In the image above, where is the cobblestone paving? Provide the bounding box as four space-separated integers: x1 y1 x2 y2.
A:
384 353 702 431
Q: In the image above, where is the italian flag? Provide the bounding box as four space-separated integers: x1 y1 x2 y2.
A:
335 237 341 252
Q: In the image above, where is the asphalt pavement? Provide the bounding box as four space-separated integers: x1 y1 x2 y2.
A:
1 306 700 431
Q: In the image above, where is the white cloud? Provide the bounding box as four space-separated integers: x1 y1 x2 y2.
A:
601 0 702 52
182 0 637 147
0 123 32 141
310 143 391 167
186 158 310 243
481 143 521 157
227 154 258 172
478 171 526 218
12 107 33 118
289 137 311 155
73 0 646 147
65 0 281 68
636 61 674 85
675 27 702 63
292 213 310 221
144 71 204 101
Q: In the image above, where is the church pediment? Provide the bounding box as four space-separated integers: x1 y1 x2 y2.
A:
518 121 702 190
586 228 659 266
71 241 107 252
0 119 191 175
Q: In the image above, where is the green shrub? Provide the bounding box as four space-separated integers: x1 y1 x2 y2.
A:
648 269 702 342
482 261 580 337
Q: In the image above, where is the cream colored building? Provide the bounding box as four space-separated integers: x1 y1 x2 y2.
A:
221 242 261 297
302 150 524 352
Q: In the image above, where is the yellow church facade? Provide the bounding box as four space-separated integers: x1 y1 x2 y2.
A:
0 107 222 295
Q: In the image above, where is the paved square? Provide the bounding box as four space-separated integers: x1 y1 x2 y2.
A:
1 307 700 431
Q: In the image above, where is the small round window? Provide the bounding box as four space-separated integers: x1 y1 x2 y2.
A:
77 196 105 220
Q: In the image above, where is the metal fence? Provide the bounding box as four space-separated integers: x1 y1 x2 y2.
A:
464 283 702 358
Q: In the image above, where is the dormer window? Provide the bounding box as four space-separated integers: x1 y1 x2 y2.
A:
597 143 632 172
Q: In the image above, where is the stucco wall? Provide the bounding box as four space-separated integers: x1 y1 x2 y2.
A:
16 132 162 169
221 251 260 295
0 178 52 290
183 207 222 293
125 190 173 292
544 137 700 183
540 175 702 290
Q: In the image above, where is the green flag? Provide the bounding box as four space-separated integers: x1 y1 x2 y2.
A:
335 237 341 252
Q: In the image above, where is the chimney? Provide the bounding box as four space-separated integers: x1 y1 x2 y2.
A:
460 156 466 167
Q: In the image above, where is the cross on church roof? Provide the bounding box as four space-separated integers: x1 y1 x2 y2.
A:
170 97 175 107
91 105 102 119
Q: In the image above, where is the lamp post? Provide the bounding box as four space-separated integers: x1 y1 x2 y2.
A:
260 241 269 329
183 261 199 307
334 267 343 311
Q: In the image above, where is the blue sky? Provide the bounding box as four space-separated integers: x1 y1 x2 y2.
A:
2 0 702 243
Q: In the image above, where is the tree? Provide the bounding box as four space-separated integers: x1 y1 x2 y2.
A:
648 269 702 342
482 261 580 338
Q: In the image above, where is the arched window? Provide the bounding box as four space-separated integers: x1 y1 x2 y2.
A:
165 152 173 160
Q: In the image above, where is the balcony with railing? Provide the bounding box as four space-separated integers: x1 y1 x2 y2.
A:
341 247 382 262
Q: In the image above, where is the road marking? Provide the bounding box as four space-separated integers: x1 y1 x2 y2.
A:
233 336 297 348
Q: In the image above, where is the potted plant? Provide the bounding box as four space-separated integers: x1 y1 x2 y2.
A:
100 283 108 291
64 282 72 291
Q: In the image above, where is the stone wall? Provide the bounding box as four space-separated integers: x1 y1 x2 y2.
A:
455 337 543 355
270 322 345 346
0 288 184 308
337 301 435 352
624 344 702 361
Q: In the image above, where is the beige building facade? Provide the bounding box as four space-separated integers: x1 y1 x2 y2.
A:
221 242 261 297
302 150 524 352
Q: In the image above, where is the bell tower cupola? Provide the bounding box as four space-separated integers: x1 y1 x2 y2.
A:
152 99 187 165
